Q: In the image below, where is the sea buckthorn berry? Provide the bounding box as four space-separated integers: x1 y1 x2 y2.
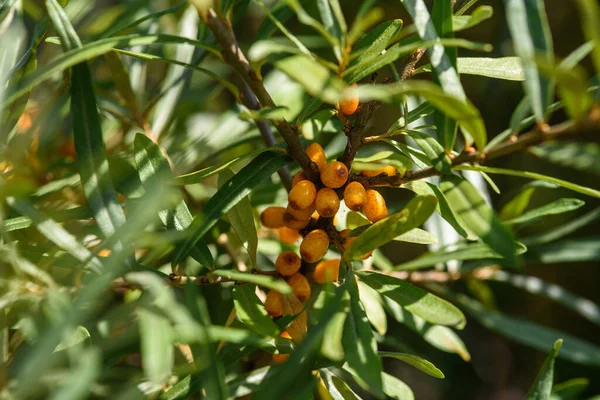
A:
260 206 287 228
343 236 373 260
339 83 359 116
264 290 283 317
292 171 307 187
313 259 340 283
287 273 311 301
279 227 301 244
364 189 388 223
360 165 398 177
288 180 317 210
306 142 326 171
321 161 348 189
272 353 290 364
276 251 302 276
287 202 315 221
343 181 367 212
284 213 311 230
300 229 329 263
315 188 340 218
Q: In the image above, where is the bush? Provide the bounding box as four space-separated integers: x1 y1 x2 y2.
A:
1 0 599 398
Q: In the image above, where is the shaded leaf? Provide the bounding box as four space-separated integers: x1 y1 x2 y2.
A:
233 285 280 337
379 352 444 378
526 339 562 400
530 141 600 176
453 5 493 31
504 198 584 226
382 372 414 400
357 280 387 335
526 237 600 264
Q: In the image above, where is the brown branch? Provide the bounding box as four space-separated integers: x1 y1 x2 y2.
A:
201 8 319 180
352 116 600 188
397 48 426 81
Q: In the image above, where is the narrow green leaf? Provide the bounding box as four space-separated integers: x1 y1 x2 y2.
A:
526 237 600 264
342 274 383 397
315 288 349 361
138 308 173 386
54 326 90 352
319 369 362 400
357 270 466 328
440 175 518 266
134 133 213 269
352 150 414 177
504 0 554 122
525 339 563 400
345 195 437 261
394 228 438 244
356 81 487 150
219 169 258 269
574 0 600 74
211 270 291 294
354 19 403 65
455 165 600 199
47 349 100 400
550 378 589 400
357 280 387 335
453 5 493 31
233 285 280 338
530 141 600 176
173 150 291 264
505 198 584 226
379 352 444 378
455 57 524 80
405 130 453 174
381 372 414 400
521 207 600 246
316 0 342 60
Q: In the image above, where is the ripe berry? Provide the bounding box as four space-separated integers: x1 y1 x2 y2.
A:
286 202 315 221
287 273 311 301
339 83 359 116
360 165 398 177
343 236 373 260
343 181 367 211
260 206 287 228
364 189 388 223
276 251 302 276
306 142 326 171
315 188 340 218
279 227 301 244
313 259 340 283
284 213 311 230
300 229 329 263
288 180 317 210
321 161 348 189
292 171 307 187
264 290 283 317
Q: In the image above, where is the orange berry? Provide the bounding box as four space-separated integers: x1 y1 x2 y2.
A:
292 171 308 187
280 331 292 340
286 202 315 221
264 290 283 317
363 189 388 223
288 180 317 210
321 162 348 189
360 165 398 177
339 83 359 116
287 273 311 301
261 206 287 228
306 142 327 171
279 227 301 244
276 251 302 276
313 259 340 283
343 181 367 212
284 213 311 230
343 236 373 260
272 353 290 364
300 229 329 263
315 188 340 218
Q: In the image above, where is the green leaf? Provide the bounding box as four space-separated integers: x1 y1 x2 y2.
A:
233 285 281 338
530 141 600 176
316 0 343 60
455 165 600 199
417 57 525 81
211 270 292 294
574 0 600 74
525 339 563 400
526 237 600 264
488 271 600 327
218 169 258 269
499 182 540 221
381 372 414 400
521 207 600 246
453 5 493 31
316 288 349 361
353 19 403 66
394 228 438 244
550 378 589 400
404 130 453 174
356 81 487 150
504 0 554 122
352 150 414 177
173 149 292 264
395 241 528 271
357 270 466 328
448 290 600 367
344 195 437 261
134 133 213 269
47 348 100 400
342 274 383 397
379 352 444 379
504 198 585 226
357 280 387 335
138 308 174 386
441 175 518 266
319 369 362 400
46 0 128 250
54 326 90 352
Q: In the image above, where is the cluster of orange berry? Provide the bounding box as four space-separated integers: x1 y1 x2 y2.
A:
259 142 390 363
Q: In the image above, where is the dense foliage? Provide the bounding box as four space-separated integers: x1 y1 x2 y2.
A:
0 0 599 398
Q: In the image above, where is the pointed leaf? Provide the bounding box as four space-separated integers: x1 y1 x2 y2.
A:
526 339 563 400
357 280 387 335
505 198 585 226
379 352 444 378
233 285 280 338
382 372 414 400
